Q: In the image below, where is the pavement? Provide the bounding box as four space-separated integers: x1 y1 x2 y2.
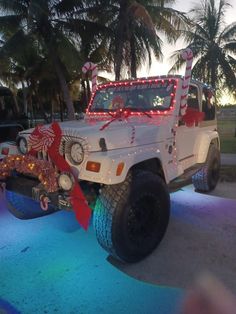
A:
221 153 236 166
0 197 183 314
0 153 236 313
112 188 236 292
214 153 236 200
109 153 236 298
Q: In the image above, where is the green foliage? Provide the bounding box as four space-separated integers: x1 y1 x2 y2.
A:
0 0 98 119
220 136 236 153
169 0 236 97
87 0 188 79
218 118 236 153
0 0 235 120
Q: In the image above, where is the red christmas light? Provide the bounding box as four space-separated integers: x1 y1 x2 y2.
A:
86 78 178 118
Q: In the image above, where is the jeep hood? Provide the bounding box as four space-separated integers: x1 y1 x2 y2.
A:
21 116 169 152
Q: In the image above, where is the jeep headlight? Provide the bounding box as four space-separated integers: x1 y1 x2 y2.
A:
68 142 84 165
17 136 28 155
58 172 74 191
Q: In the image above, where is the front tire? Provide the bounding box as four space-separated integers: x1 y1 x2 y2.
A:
192 145 220 192
93 170 170 263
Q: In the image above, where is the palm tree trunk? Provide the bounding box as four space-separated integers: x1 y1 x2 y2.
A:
13 93 20 115
53 57 75 120
130 33 137 78
114 0 128 80
34 87 50 124
21 81 28 116
40 20 75 121
58 94 64 122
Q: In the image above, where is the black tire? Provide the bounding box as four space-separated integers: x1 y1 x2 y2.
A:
192 145 220 192
5 190 59 219
93 170 170 263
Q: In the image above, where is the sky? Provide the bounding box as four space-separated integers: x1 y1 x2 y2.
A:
101 0 236 104
137 0 236 105
138 0 236 78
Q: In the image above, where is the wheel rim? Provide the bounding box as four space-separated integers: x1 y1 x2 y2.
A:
127 193 160 248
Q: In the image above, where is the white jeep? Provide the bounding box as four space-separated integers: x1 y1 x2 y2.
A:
0 123 24 160
1 73 220 263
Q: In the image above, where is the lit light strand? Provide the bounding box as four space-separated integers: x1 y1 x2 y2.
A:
86 78 178 117
0 155 58 192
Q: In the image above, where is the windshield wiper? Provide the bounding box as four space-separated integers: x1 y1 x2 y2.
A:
127 108 152 118
141 111 152 118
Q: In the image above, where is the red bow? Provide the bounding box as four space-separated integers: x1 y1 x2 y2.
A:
29 122 91 230
100 108 132 131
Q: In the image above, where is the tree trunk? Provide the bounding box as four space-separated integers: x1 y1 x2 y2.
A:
114 0 128 80
34 87 50 124
130 33 137 78
53 58 75 120
41 21 75 120
12 91 20 115
21 81 28 116
58 94 64 122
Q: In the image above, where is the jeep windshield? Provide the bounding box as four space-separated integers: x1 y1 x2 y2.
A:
90 81 175 112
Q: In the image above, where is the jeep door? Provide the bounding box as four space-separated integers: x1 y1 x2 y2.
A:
176 84 201 168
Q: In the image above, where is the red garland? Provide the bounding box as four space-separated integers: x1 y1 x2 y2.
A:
27 122 91 230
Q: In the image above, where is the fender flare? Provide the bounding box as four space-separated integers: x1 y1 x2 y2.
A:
195 131 220 163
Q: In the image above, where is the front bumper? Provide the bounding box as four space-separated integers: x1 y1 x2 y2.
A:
6 175 73 211
5 174 99 212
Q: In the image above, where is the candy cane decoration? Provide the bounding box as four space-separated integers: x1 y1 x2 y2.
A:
40 194 49 211
180 48 193 116
82 62 98 93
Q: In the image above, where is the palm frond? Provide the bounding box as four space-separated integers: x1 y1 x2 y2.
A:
219 22 236 43
0 15 22 34
0 30 29 59
168 48 186 73
218 51 236 93
0 0 28 15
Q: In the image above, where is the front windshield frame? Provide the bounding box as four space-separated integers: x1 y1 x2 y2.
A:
87 78 177 114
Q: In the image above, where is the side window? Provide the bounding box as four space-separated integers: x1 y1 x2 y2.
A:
187 85 199 110
179 84 200 126
202 89 216 120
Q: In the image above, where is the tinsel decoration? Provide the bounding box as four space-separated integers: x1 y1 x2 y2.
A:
0 154 58 192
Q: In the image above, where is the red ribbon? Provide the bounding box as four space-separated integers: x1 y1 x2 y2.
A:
100 108 131 131
29 122 91 230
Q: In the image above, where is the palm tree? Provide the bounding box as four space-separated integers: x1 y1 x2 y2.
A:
169 0 236 94
0 0 88 120
86 0 188 80
0 31 35 116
